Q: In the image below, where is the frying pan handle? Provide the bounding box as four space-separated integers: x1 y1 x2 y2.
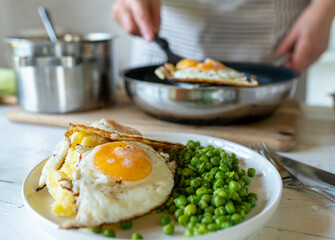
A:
154 36 183 64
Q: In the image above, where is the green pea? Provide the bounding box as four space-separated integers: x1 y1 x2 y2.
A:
178 215 190 226
187 221 197 229
198 199 208 209
184 204 197 216
196 187 209 197
197 163 206 174
231 191 241 202
184 179 191 187
184 229 193 237
204 162 213 171
187 195 199 205
248 193 258 200
191 157 200 167
220 221 232 229
91 225 103 233
203 172 214 182
248 168 256 177
174 209 184 219
165 197 174 208
214 178 225 186
225 171 235 179
238 187 248 197
199 155 209 163
215 215 227 225
238 169 246 176
120 220 133 230
213 196 226 207
215 171 225 180
214 206 227 216
194 224 208 235
208 145 215 150
206 150 215 158
213 149 221 156
241 175 251 185
247 197 257 207
223 159 232 169
210 156 220 166
188 164 197 172
225 201 235 214
220 152 228 159
201 216 213 224
214 189 228 198
210 167 219 176
229 180 241 192
168 205 177 214
207 223 217 231
190 215 199 223
201 194 212 203
131 233 143 239
231 213 242 225
204 205 215 214
190 179 201 188
174 196 188 208
182 168 192 177
103 229 116 238
202 181 211 188
185 187 195 195
184 152 192 161
233 172 240 180
160 214 171 226
203 212 212 218
199 148 208 154
187 140 196 149
162 223 174 235
219 163 229 173
242 202 252 213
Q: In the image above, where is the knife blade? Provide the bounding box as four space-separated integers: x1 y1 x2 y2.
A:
275 153 335 187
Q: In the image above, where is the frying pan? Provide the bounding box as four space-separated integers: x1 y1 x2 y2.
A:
122 37 298 125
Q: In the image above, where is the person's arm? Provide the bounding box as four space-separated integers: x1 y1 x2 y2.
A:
276 0 335 72
112 0 161 41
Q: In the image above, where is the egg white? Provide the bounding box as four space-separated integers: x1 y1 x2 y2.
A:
174 68 248 83
62 141 175 228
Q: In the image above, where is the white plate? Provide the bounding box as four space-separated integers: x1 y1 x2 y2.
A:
23 132 282 240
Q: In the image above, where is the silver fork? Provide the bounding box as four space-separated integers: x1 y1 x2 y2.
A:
251 143 335 203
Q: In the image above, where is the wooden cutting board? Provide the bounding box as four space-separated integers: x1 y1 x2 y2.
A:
6 92 300 152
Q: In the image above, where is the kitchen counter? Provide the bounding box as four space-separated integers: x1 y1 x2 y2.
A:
0 104 334 240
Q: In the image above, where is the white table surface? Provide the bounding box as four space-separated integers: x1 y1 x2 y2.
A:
0 104 334 240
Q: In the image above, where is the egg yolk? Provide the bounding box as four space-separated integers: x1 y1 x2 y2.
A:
93 142 152 181
176 58 226 71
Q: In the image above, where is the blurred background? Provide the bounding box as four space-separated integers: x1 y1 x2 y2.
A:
0 0 335 107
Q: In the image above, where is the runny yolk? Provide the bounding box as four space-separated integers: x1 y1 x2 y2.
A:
176 58 226 71
93 142 152 181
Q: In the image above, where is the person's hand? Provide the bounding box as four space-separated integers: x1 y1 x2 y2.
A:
276 0 335 72
112 0 161 41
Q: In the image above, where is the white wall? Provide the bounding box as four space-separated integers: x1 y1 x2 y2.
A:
0 0 133 73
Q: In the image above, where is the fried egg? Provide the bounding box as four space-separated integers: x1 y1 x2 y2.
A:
37 119 183 225
155 58 258 87
62 141 175 228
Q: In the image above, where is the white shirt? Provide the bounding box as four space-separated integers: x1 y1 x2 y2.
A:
130 0 310 66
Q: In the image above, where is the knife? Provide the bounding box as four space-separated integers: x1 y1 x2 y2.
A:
275 153 335 187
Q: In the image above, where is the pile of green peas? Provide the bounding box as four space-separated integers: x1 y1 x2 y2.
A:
158 140 258 237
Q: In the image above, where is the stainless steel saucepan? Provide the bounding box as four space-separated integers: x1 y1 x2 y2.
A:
5 33 116 113
122 37 298 125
